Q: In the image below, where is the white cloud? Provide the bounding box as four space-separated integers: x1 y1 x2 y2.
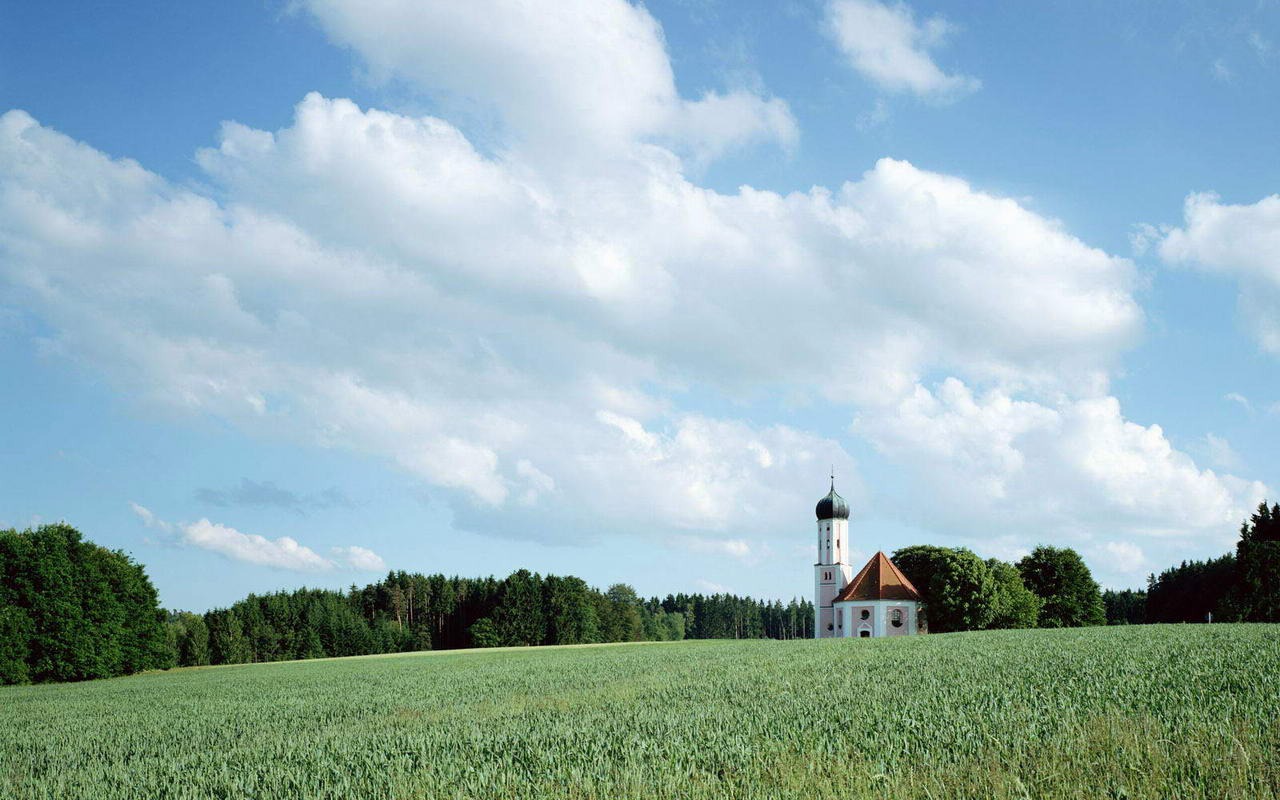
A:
1092 541 1146 581
1157 191 1280 355
855 378 1267 542
0 0 1260 566
298 0 795 162
825 0 980 100
130 502 172 533
669 90 799 168
331 545 388 572
695 578 735 595
1211 58 1233 82
130 504 384 572
1201 433 1244 472
1224 392 1253 412
673 535 759 563
2 96 1146 543
181 518 334 572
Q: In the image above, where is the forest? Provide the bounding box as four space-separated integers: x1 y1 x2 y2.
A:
168 571 815 669
2 500 1276 684
1101 501 1280 626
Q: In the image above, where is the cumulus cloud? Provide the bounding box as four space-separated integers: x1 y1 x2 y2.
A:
1092 541 1146 583
182 518 334 571
1157 191 1280 355
129 504 384 572
825 0 980 100
0 0 1260 564
854 378 1266 543
130 502 172 533
1 97 1149 541
331 545 388 572
299 0 795 162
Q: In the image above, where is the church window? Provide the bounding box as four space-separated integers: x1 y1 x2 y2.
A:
827 623 833 631
891 609 904 628
860 609 870 620
859 630 870 638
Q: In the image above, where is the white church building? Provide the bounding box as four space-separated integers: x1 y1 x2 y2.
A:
813 481 921 638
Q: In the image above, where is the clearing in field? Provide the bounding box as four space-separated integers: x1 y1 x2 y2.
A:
2 624 1278 799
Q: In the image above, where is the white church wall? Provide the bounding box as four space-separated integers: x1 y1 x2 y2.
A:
833 599 919 638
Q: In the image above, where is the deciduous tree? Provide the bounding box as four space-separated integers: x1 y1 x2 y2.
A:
1018 546 1105 627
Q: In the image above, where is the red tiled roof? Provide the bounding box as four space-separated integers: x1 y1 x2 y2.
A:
833 551 921 602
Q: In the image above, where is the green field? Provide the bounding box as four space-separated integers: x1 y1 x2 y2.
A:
2 625 1277 799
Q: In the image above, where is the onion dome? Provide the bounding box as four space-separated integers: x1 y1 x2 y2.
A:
815 480 849 521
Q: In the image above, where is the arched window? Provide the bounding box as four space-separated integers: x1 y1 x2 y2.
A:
860 609 870 620
891 609 904 628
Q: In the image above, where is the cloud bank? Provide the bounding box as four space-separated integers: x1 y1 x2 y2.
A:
0 0 1265 574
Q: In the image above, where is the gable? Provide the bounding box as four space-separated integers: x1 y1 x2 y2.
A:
834 551 921 602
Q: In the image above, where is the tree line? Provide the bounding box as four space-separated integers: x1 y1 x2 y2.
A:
1099 501 1280 626
0 523 814 682
890 544 1104 633
164 571 816 669
896 502 1280 630
3 500 1276 684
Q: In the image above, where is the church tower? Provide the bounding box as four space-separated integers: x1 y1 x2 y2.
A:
813 479 853 638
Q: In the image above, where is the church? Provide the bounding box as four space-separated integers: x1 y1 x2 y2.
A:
813 481 921 638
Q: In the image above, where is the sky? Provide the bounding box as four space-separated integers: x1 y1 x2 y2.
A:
2 0 1278 611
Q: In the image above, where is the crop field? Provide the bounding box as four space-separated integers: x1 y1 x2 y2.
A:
1 625 1278 799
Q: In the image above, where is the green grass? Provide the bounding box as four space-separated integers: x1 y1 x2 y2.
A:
2 625 1278 799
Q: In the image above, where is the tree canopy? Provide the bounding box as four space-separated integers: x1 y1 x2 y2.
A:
1018 546 1106 628
987 559 1042 629
0 524 170 684
893 545 1000 632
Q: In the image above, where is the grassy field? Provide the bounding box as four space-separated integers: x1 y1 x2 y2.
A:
2 625 1278 799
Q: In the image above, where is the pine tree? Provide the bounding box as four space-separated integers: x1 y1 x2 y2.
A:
1226 501 1280 622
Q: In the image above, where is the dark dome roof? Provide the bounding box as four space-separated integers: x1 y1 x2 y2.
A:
815 483 849 520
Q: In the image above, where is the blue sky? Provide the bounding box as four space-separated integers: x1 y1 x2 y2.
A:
2 0 1278 611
